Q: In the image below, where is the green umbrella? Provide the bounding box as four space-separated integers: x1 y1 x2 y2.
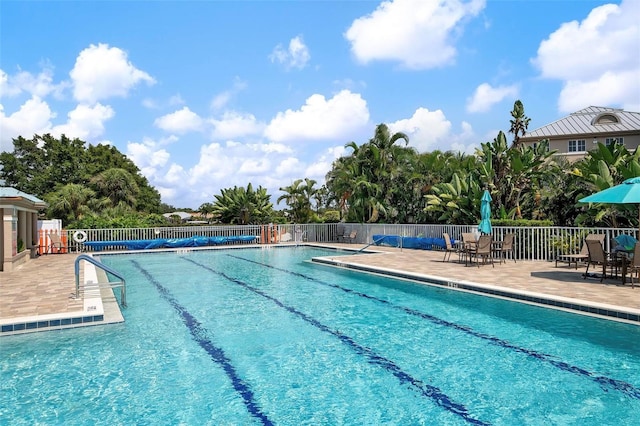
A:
478 190 492 235
579 176 640 232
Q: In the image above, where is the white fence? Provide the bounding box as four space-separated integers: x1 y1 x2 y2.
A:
60 223 637 262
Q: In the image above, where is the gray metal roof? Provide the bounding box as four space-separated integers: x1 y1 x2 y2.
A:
523 106 640 139
0 186 47 208
0 187 46 204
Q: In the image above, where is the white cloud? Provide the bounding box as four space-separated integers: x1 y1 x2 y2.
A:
70 43 155 104
558 70 640 112
450 121 483 154
345 0 485 69
0 96 115 152
210 77 247 110
142 94 185 110
466 83 519 113
0 67 65 99
305 145 346 181
269 35 311 70
275 157 303 177
209 111 266 139
532 0 640 112
51 103 114 140
0 96 54 152
126 139 171 179
238 158 271 175
264 90 370 142
388 107 452 152
154 106 204 133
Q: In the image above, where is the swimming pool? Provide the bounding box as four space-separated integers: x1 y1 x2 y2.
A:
2 246 639 425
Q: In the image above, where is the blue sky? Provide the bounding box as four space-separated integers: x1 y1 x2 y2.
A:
1 0 639 209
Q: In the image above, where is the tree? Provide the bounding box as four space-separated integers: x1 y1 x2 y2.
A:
424 172 484 224
45 184 96 225
571 142 640 227
508 100 531 148
277 178 317 223
325 123 410 223
0 133 162 215
211 183 274 224
90 168 140 209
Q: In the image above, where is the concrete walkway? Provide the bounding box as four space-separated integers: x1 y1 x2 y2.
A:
1 245 639 334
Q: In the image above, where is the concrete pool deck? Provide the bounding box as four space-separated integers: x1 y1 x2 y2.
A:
1 244 639 335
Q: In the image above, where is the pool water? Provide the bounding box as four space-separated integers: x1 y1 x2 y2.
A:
2 246 640 425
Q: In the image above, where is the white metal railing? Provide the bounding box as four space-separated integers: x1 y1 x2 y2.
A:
75 254 127 307
61 223 638 262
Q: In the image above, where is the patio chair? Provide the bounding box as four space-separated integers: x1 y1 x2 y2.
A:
622 242 639 289
467 234 494 267
556 234 605 269
494 233 515 263
584 239 620 282
442 233 461 262
48 231 65 254
336 223 346 242
460 232 476 264
346 230 358 244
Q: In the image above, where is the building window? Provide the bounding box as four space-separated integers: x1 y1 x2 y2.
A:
568 139 585 152
605 137 624 146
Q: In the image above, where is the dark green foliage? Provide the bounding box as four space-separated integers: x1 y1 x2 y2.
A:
211 183 274 224
491 219 554 227
70 213 170 229
0 134 162 224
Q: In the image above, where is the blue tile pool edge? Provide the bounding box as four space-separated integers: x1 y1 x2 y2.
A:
311 257 640 326
1 315 107 335
1 260 125 336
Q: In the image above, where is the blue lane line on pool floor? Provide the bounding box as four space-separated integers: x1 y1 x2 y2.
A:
130 260 274 426
228 254 640 401
184 257 489 426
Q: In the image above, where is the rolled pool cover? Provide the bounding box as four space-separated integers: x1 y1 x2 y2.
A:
83 235 258 250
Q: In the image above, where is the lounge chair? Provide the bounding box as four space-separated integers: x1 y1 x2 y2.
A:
556 234 605 269
467 234 494 267
48 232 65 254
584 239 620 282
494 233 515 263
442 233 461 262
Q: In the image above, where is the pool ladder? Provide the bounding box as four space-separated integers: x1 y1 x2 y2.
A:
74 254 127 307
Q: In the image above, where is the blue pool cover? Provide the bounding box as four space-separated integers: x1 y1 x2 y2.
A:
84 235 258 250
372 235 447 250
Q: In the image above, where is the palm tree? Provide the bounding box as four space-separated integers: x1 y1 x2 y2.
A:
212 183 274 224
329 124 409 223
277 178 317 223
90 168 139 209
45 183 95 225
509 100 531 148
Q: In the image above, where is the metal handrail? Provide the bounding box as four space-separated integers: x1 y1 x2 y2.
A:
356 236 388 253
75 254 127 307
